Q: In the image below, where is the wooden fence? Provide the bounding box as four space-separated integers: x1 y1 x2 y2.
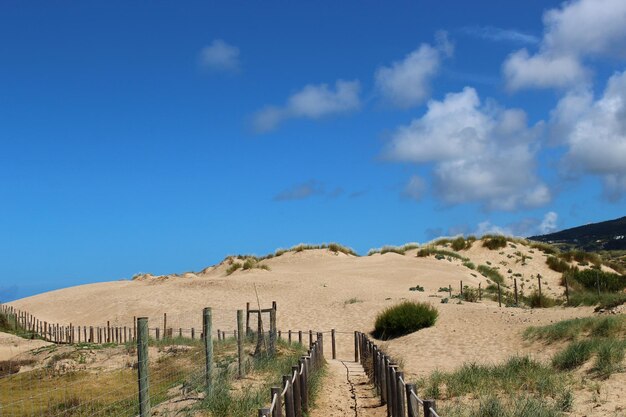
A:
356 331 441 417
258 332 324 417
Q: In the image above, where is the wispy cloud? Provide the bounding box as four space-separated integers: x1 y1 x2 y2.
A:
461 26 539 45
273 180 324 201
199 39 240 72
253 80 361 132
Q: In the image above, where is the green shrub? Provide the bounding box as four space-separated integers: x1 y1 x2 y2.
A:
451 237 468 251
417 247 469 261
372 301 438 340
552 340 597 370
462 287 479 302
482 235 508 250
409 285 424 292
226 262 242 275
593 339 626 377
380 246 406 255
565 269 626 293
546 256 572 273
463 261 476 270
529 241 559 255
477 265 505 285
525 291 557 308
558 250 601 266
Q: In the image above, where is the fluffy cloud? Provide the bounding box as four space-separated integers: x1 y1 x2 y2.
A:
375 32 453 108
551 71 626 200
539 211 559 234
199 39 240 72
253 80 361 132
503 0 626 90
385 87 549 210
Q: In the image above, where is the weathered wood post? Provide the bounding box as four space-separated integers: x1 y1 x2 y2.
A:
331 329 337 359
564 275 570 305
292 365 302 417
269 306 277 356
203 307 213 394
406 383 416 417
309 330 313 348
354 331 359 363
271 386 283 417
448 284 452 298
137 317 150 417
284 375 295 417
298 330 302 345
479 282 482 300
460 280 463 297
107 321 111 343
497 282 502 307
163 313 167 339
258 408 270 417
514 278 519 306
423 399 437 417
538 275 543 307
288 330 292 344
246 302 251 335
299 357 308 412
396 371 405 417
237 309 244 378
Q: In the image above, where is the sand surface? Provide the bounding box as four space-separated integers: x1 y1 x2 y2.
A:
0 332 51 361
7 245 624 416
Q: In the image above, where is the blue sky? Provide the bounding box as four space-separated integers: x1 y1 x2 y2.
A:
2 0 625 301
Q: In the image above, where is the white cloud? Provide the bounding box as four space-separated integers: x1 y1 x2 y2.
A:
462 26 539 45
474 221 512 236
402 176 427 201
375 32 453 108
551 70 626 200
503 50 587 91
385 87 549 211
503 0 626 90
253 80 361 132
539 211 559 234
200 39 240 72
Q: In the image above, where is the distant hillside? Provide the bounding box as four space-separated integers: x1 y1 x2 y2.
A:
529 216 626 251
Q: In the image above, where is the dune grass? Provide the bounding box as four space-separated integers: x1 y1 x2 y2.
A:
373 301 437 340
476 265 505 285
417 247 469 262
482 235 508 250
419 356 572 416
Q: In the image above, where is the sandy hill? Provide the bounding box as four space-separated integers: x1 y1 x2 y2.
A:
8 239 603 378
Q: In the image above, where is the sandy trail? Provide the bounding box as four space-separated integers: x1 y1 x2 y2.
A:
310 359 385 417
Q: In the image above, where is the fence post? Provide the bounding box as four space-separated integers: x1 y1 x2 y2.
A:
538 275 543 307
448 284 452 298
396 371 405 417
271 386 283 417
514 278 519 306
460 280 463 297
292 365 302 417
423 399 437 417
237 309 244 377
308 330 313 348
497 282 502 307
331 329 336 359
284 375 295 417
300 357 308 412
354 331 359 363
479 282 482 300
564 275 570 305
406 383 416 417
269 307 277 356
163 313 167 339
137 317 150 417
203 307 213 394
298 330 302 345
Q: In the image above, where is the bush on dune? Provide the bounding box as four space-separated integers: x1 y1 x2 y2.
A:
372 301 437 340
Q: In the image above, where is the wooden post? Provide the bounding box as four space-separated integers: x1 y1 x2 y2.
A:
269 307 277 356
155 327 160 341
538 276 543 307
396 371 405 417
514 278 519 306
309 330 313 348
460 280 463 297
406 383 416 417
137 317 150 417
191 328 195 339
354 331 359 363
271 386 283 417
497 282 502 307
448 284 452 298
203 307 213 394
292 365 302 417
479 282 482 300
107 321 111 343
423 399 437 417
331 329 337 359
284 375 295 417
237 309 244 378
300 357 308 412
564 275 570 305
298 330 302 345
163 313 167 339
246 302 251 335
288 330 292 344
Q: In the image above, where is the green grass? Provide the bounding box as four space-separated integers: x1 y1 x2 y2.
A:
477 265 505 285
417 247 469 262
344 297 363 305
564 269 626 293
546 256 573 273
226 262 242 275
0 311 41 340
529 241 559 255
463 261 476 270
373 301 438 340
525 316 626 378
482 235 508 250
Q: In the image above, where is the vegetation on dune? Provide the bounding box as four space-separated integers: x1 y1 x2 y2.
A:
368 243 420 256
417 247 469 262
546 256 573 273
481 235 509 250
418 356 572 417
372 301 437 340
525 316 626 378
476 265 505 285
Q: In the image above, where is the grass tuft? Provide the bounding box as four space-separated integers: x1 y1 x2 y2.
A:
373 301 437 340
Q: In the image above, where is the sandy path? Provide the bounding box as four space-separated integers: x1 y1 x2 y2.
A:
310 359 385 417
